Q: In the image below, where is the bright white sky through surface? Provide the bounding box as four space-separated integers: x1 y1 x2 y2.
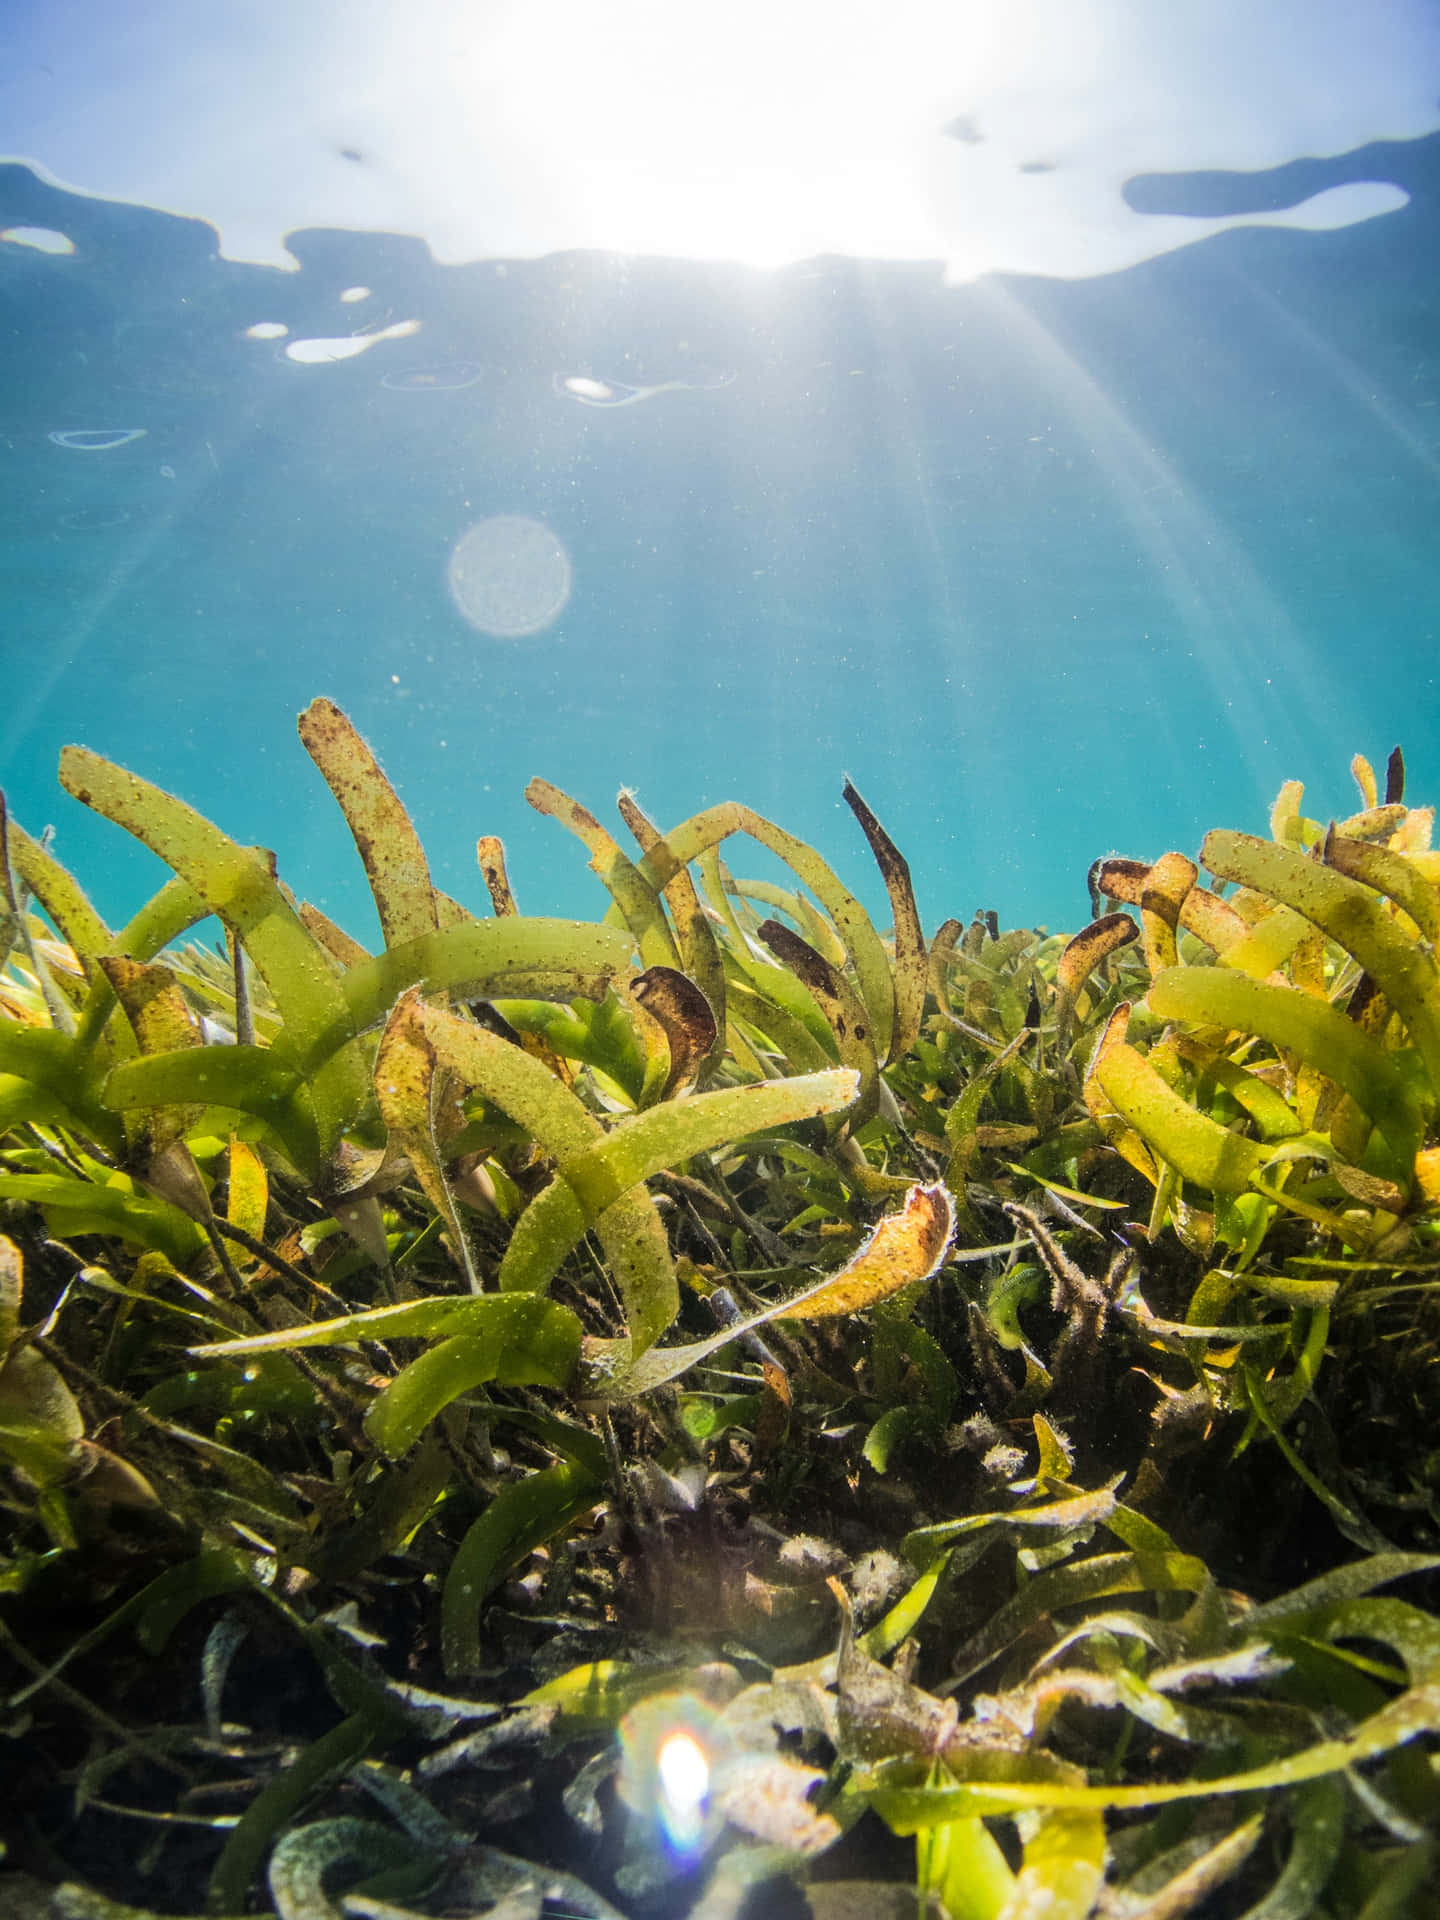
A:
2 0 1436 279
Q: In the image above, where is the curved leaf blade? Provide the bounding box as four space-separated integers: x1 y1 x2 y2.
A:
365 1317 583 1459
58 746 367 1161
1147 964 1425 1171
442 1462 601 1676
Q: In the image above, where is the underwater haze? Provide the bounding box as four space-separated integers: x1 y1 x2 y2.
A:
2 0 1440 947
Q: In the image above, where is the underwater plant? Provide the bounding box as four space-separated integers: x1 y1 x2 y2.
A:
0 710 1438 1917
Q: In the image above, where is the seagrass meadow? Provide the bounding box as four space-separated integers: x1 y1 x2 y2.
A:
2 701 1440 1919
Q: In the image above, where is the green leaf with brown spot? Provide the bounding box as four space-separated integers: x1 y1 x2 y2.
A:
758 918 877 1118
1203 829 1440 1089
527 777 680 968
500 1066 861 1310
1323 825 1440 942
334 918 636 1058
0 1237 84 1489
189 1289 582 1359
1091 1039 1267 1195
1147 963 1425 1173
639 799 898 1067
4 815 112 960
0 1025 124 1150
298 697 440 948
868 1596 1440 1823
104 1045 320 1177
0 1171 206 1265
842 781 926 1066
591 1171 946 1399
373 987 477 1287
58 746 368 1163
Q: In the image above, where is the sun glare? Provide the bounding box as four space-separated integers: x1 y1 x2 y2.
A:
4 3 1429 277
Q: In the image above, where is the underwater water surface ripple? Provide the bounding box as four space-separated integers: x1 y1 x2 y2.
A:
2 131 1439 943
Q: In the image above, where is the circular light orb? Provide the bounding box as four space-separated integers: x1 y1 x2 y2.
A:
447 515 572 638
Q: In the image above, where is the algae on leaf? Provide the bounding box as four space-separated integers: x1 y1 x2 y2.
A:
58 745 371 1169
297 695 442 949
4 718 1440 1919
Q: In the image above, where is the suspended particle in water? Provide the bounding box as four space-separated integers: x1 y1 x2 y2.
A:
447 514 572 638
381 361 484 391
58 505 131 530
2 226 74 254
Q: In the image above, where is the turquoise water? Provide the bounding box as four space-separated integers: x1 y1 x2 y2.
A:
3 133 1438 946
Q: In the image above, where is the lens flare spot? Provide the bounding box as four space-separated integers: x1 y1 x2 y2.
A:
656 1730 711 1851
617 1692 728 1866
447 514 572 638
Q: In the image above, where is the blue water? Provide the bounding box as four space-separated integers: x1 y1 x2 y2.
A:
3 134 1438 949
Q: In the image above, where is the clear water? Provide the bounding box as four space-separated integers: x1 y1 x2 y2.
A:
4 78 1440 949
